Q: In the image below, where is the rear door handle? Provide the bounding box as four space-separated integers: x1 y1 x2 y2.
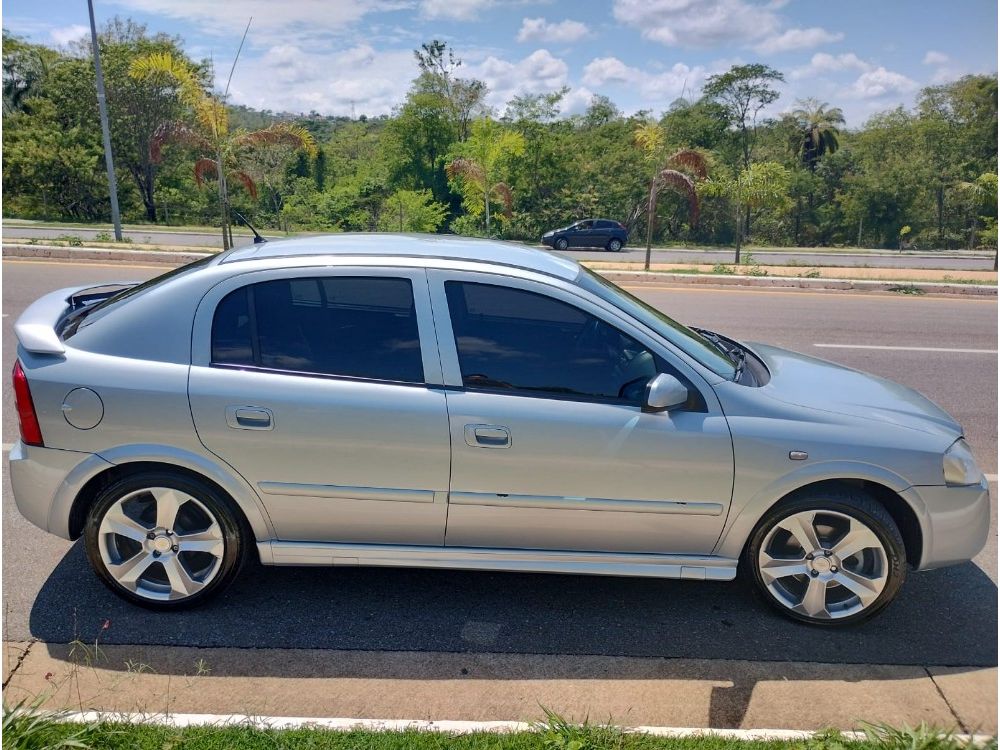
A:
226 406 274 430
464 424 511 448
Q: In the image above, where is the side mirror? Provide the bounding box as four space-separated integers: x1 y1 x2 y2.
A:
643 373 689 413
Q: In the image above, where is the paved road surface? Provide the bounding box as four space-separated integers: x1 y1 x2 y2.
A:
2 259 996 667
3 225 995 270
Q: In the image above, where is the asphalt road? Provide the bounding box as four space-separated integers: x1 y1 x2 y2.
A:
2 259 996 668
3 225 996 270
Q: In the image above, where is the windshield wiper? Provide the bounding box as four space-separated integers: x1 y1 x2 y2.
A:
693 327 746 381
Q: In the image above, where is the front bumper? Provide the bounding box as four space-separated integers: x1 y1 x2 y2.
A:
541 236 554 247
906 477 991 570
9 440 113 539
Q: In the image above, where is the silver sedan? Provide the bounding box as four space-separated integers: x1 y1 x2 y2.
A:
10 234 990 626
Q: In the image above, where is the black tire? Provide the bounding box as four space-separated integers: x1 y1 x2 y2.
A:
554 237 569 251
607 238 623 252
744 488 906 627
84 470 249 611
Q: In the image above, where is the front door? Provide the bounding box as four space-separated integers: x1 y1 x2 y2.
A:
428 271 734 555
188 267 451 545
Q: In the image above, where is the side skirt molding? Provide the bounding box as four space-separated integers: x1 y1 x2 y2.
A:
257 541 738 581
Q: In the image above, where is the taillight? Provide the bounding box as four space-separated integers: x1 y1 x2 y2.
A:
12 360 44 447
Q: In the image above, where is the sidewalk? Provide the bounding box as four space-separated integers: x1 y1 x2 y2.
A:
4 642 996 733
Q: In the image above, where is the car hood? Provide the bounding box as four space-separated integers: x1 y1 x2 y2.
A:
751 343 962 440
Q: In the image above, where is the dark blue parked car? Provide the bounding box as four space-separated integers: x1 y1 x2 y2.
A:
542 219 629 252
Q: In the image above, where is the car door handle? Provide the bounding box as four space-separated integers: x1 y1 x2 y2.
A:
226 405 274 431
464 424 511 448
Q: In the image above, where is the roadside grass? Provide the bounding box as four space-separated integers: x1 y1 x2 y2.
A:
4 706 995 750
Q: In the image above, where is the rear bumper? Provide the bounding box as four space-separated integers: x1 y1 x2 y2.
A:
907 477 991 570
8 440 113 539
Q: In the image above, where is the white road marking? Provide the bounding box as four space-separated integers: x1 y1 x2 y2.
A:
986 474 998 482
2 443 12 452
815 344 997 354
32 711 993 743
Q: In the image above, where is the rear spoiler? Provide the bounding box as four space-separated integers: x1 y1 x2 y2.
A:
14 282 139 354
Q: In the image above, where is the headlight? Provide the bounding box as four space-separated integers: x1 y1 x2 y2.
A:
943 439 983 486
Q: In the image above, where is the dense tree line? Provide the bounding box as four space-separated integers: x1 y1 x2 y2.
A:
3 22 997 255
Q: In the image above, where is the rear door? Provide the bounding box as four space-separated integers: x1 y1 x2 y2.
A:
188 266 451 545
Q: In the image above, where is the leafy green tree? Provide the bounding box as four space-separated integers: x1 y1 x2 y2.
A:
413 40 486 141
2 32 61 114
378 189 448 232
703 63 785 171
705 162 791 262
446 117 525 235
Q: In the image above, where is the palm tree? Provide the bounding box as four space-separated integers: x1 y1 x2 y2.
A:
791 99 845 171
634 123 707 270
129 51 315 249
445 117 525 235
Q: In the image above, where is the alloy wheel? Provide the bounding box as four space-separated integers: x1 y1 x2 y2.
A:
757 509 888 620
97 486 226 602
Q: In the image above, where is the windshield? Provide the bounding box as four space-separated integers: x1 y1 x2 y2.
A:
576 267 738 379
64 254 216 338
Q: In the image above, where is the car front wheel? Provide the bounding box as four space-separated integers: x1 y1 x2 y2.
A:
745 489 906 626
554 238 569 251
84 470 248 610
607 238 623 252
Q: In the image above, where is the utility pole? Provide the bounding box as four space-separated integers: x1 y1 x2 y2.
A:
87 0 123 241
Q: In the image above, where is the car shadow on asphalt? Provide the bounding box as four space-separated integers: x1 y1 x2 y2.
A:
26 543 997 727
30 541 997 666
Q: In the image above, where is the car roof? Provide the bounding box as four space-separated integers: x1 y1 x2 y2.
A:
221 233 581 281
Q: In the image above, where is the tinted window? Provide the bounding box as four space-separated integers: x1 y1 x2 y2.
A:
597 220 618 229
445 281 664 403
213 277 423 383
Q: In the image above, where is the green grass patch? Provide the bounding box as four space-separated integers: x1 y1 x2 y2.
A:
3 707 994 750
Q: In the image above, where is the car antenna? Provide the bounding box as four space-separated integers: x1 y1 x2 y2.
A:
231 210 267 244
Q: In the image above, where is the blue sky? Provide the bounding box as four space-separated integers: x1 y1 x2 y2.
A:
4 0 997 125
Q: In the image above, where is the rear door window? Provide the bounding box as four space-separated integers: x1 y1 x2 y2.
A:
212 276 424 383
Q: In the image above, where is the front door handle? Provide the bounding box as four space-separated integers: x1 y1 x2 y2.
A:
226 405 274 430
464 424 511 449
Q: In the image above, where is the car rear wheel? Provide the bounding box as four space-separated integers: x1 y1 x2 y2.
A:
554 238 569 251
84 471 248 610
607 238 623 252
745 489 906 626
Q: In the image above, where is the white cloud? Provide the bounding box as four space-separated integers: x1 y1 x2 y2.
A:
229 43 416 116
106 0 405 43
923 50 949 66
614 0 778 47
470 48 571 108
420 0 493 20
582 56 706 103
558 86 595 115
849 66 918 99
517 17 590 43
753 26 843 54
790 51 871 79
49 24 88 46
612 0 839 54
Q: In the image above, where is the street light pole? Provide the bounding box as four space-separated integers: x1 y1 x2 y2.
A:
86 0 123 241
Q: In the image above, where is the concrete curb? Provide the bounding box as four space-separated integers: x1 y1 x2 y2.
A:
27 711 996 744
3 243 996 296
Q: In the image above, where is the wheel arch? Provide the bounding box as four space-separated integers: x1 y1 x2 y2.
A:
716 466 925 568
65 447 274 543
